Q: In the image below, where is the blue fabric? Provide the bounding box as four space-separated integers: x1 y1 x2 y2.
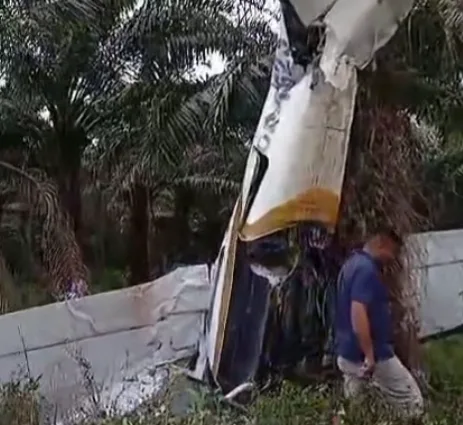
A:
335 250 394 362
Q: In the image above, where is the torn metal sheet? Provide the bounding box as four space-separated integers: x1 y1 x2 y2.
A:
0 265 210 422
196 0 415 396
240 25 356 241
320 0 414 89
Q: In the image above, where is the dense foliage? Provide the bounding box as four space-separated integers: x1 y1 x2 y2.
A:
0 0 463 312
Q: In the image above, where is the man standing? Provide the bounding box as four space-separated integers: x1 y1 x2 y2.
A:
335 227 423 420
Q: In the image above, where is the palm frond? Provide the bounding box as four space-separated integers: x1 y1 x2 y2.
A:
172 175 241 196
435 0 463 33
0 0 138 34
121 0 275 79
203 52 273 131
0 161 88 296
0 0 134 139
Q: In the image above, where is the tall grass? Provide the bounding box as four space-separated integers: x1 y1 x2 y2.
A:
1 337 463 425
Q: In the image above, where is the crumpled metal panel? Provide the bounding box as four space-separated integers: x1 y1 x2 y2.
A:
321 0 414 88
240 6 357 242
197 0 416 396
241 0 415 241
284 0 335 26
0 265 210 421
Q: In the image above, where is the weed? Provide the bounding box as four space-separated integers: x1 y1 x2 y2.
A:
1 338 463 425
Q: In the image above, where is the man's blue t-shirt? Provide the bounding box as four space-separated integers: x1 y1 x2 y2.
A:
335 250 394 363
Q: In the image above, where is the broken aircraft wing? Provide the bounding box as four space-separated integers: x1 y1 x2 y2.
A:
197 0 415 396
0 265 210 421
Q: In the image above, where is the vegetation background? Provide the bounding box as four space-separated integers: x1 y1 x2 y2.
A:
1 0 463 307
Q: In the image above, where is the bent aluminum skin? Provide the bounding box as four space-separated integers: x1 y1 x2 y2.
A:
193 0 415 396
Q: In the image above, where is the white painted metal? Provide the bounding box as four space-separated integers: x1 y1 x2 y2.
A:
240 0 414 241
0 265 211 420
240 66 357 240
321 0 414 88
287 0 336 26
410 230 463 339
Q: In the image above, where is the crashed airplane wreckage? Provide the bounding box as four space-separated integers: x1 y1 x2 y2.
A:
0 230 461 421
189 0 416 398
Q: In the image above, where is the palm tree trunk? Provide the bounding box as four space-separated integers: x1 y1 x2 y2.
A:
201 195 225 263
51 137 89 298
339 99 425 372
58 141 84 248
129 182 150 285
68 162 83 245
173 187 194 263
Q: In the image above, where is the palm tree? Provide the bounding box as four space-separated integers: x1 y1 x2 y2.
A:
0 0 275 289
0 0 138 246
0 155 87 303
0 83 89 300
320 0 463 370
85 0 276 283
421 128 463 230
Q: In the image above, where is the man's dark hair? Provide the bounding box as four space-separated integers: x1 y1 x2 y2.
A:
372 225 404 247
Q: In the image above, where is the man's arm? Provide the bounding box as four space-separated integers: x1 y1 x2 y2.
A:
351 301 374 364
350 267 375 366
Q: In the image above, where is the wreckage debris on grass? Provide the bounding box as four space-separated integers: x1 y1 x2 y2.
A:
1 337 463 425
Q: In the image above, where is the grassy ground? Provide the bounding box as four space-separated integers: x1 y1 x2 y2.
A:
2 337 463 425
